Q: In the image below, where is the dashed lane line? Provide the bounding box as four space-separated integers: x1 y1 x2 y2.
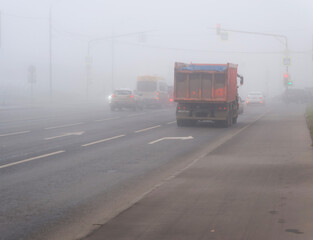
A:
167 121 177 125
134 125 161 133
45 122 84 130
0 150 65 169
81 134 126 147
0 131 31 137
127 113 145 117
94 117 121 122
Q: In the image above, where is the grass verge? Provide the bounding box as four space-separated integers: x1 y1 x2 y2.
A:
306 105 313 146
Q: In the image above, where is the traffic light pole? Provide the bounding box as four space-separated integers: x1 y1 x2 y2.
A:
217 26 289 88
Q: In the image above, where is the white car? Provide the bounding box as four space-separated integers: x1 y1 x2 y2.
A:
246 91 265 105
109 89 143 111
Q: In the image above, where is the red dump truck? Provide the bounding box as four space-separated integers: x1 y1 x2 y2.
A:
174 62 243 127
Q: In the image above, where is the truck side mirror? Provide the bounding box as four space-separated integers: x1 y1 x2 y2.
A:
240 77 244 85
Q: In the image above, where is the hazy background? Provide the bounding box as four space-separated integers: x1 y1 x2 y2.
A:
0 0 312 105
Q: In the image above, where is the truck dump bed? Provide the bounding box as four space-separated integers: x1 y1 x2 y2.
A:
174 62 238 103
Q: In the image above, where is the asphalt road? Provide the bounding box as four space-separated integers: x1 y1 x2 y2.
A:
1 102 303 240
83 103 313 240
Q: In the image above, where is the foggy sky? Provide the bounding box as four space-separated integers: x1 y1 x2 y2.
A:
1 0 313 104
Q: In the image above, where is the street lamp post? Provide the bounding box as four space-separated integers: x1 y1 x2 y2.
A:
49 6 52 98
86 30 152 97
216 25 289 89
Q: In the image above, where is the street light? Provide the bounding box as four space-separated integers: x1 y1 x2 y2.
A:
48 0 65 99
49 6 52 98
85 30 154 97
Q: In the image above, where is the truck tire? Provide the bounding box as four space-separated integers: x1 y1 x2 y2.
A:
232 116 238 124
223 113 232 128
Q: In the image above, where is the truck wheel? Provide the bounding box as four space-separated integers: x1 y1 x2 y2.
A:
223 114 232 128
232 116 237 124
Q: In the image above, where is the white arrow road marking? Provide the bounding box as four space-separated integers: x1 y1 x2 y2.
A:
135 125 161 133
45 122 84 130
0 130 30 137
81 134 125 147
0 150 65 169
149 136 194 144
45 131 85 140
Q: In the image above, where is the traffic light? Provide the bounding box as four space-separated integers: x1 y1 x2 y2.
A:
216 24 221 35
283 73 293 86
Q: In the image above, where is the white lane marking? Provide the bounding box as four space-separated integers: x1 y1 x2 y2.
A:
45 122 84 130
135 125 161 133
149 136 194 144
0 150 65 169
0 131 31 137
45 131 85 140
81 134 125 147
167 121 177 125
94 117 120 122
127 113 145 117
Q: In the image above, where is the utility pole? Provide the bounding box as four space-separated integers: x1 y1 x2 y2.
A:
0 11 2 49
216 25 289 89
85 30 153 96
111 31 115 92
49 7 52 99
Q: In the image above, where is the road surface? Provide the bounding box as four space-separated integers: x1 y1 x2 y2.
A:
1 103 312 240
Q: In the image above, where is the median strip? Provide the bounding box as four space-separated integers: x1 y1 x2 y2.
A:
135 125 161 133
0 130 31 137
0 150 65 169
81 135 125 147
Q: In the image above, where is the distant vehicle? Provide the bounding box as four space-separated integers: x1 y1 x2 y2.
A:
283 88 309 104
174 62 244 127
136 75 169 108
238 96 244 114
246 91 265 105
109 89 143 111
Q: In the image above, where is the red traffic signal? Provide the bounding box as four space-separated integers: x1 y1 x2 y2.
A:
284 73 289 78
216 24 221 34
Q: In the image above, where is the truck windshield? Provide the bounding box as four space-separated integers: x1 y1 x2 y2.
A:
137 81 157 92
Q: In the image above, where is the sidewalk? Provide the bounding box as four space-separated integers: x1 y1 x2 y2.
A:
83 105 313 240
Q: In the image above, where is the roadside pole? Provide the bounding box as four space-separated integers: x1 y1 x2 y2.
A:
85 30 153 97
216 24 289 90
28 65 36 104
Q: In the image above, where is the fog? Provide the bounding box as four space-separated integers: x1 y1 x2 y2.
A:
1 0 313 105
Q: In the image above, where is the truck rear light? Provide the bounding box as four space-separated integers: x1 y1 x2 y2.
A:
156 91 159 96
183 106 186 110
218 107 222 110
130 95 134 98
